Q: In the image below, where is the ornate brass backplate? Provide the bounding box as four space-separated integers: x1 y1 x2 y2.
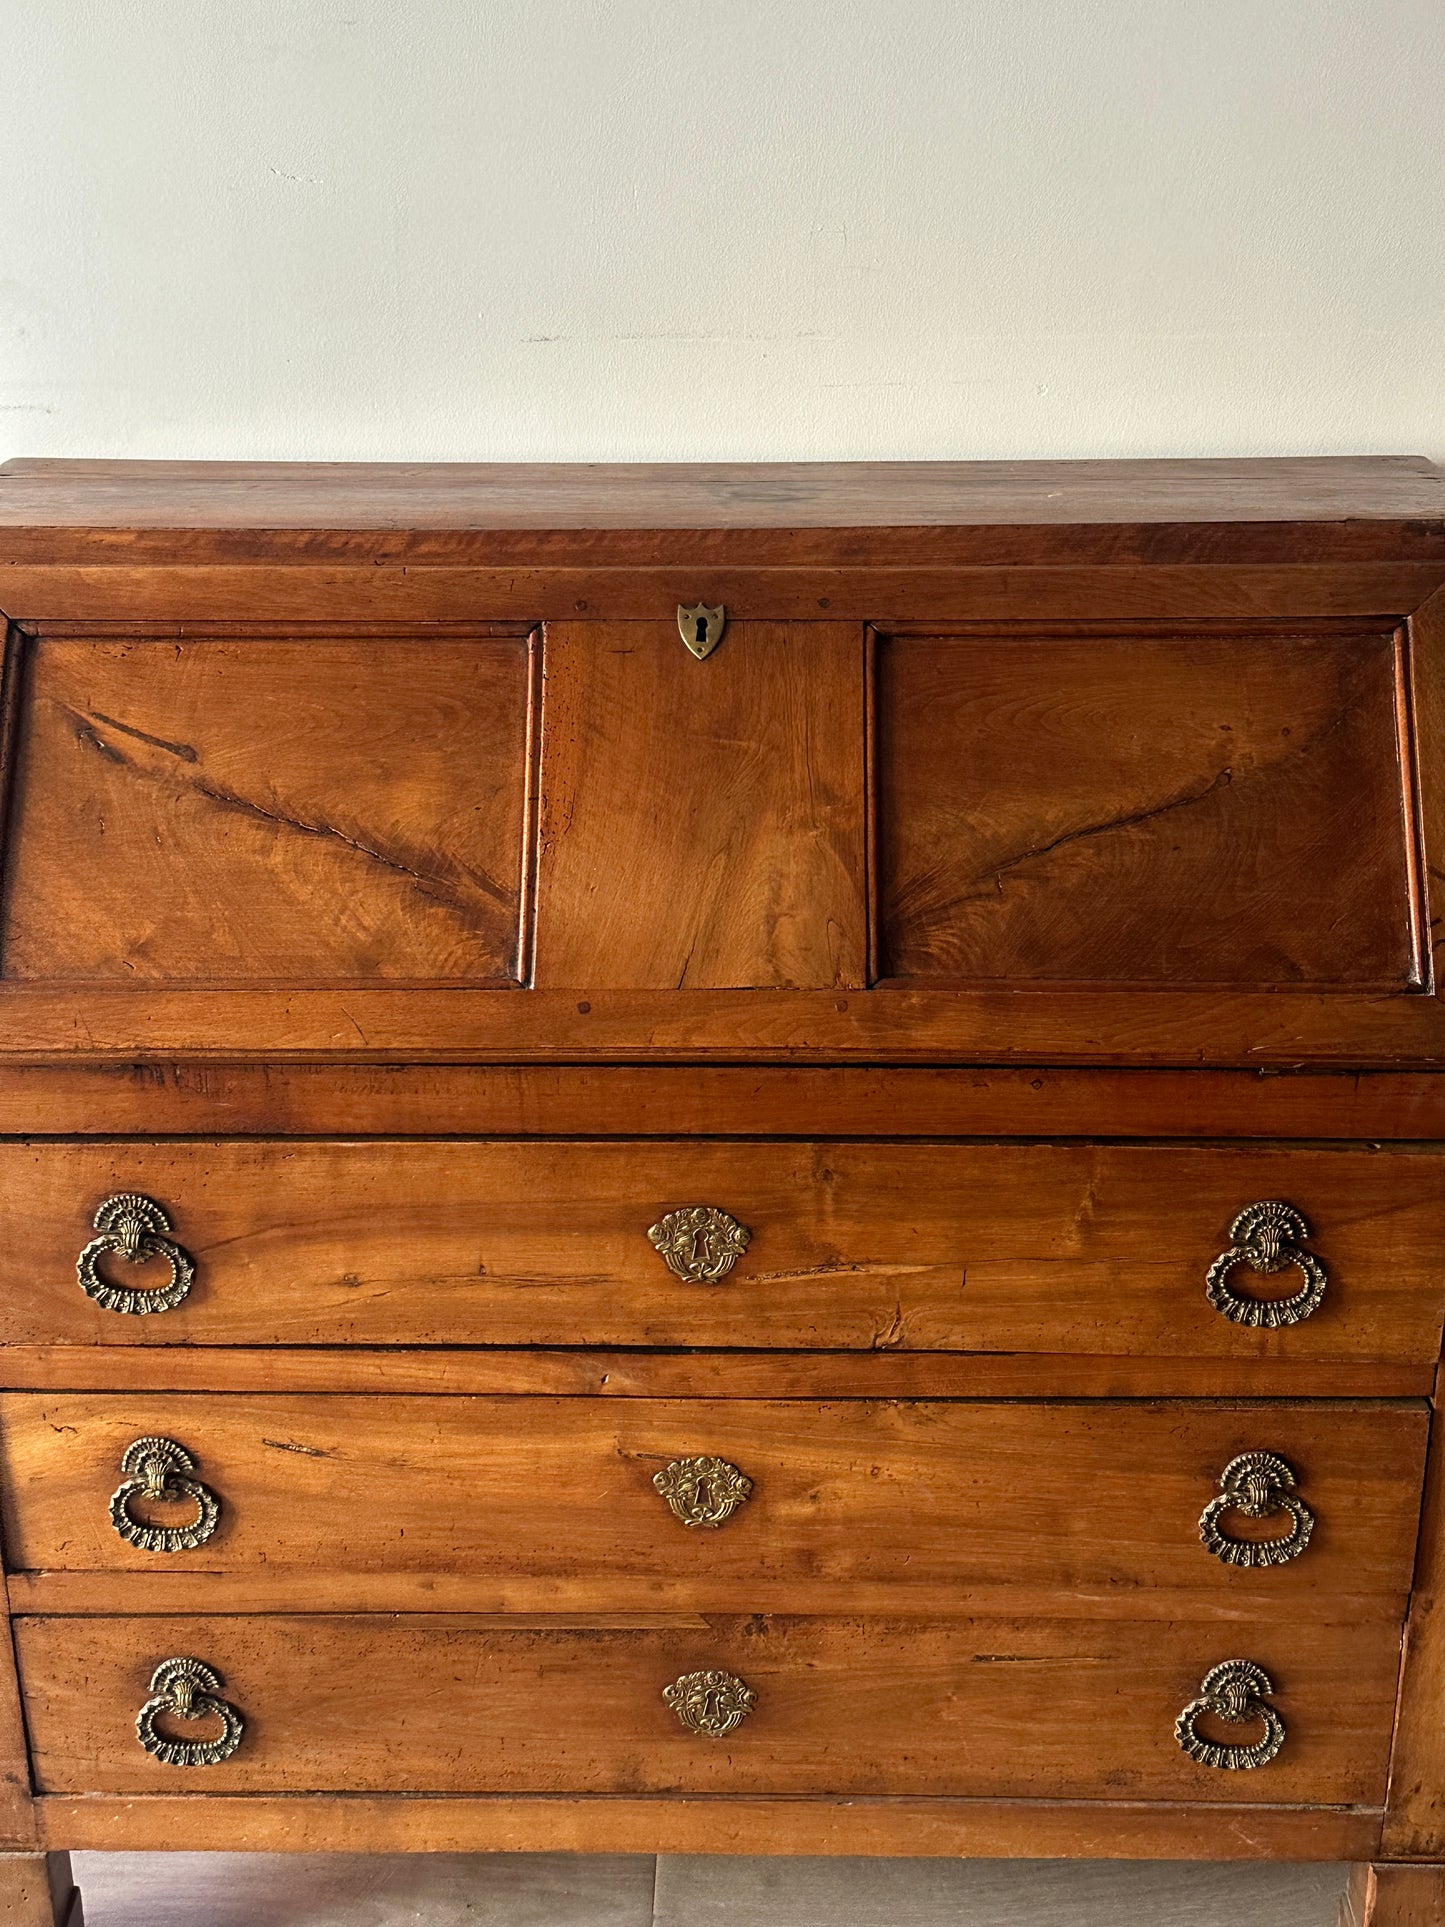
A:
1198 1451 1314 1568
677 602 726 660
648 1205 752 1284
135 1657 245 1768
1204 1200 1327 1328
664 1668 757 1737
110 1436 222 1554
1174 1659 1285 1770
654 1455 754 1528
77 1192 195 1316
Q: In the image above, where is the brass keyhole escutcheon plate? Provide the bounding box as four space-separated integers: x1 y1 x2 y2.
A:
677 602 726 659
654 1455 754 1528
648 1206 752 1284
664 1668 757 1737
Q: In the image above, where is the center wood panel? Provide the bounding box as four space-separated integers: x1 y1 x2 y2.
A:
533 622 865 988
1 1139 1440 1361
13 1613 1399 1803
0 631 539 985
0 1396 1423 1609
871 627 1422 989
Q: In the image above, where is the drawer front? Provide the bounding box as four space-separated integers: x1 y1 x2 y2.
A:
4 1139 1442 1359
0 1396 1425 1607
15 1612 1399 1802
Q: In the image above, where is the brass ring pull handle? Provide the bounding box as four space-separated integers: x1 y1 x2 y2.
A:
136 1657 244 1768
1205 1201 1327 1329
664 1668 757 1737
654 1456 754 1528
648 1206 752 1284
1174 1660 1285 1770
77 1194 195 1316
1198 1452 1314 1569
110 1437 221 1554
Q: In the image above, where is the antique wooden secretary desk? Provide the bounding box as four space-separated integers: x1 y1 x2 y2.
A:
0 455 1443 1925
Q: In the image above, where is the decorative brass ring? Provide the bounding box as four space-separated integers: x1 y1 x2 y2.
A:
1198 1451 1313 1569
1204 1201 1327 1329
664 1668 757 1738
136 1657 244 1768
110 1436 221 1554
77 1193 195 1316
1175 1659 1285 1770
654 1456 753 1528
647 1206 751 1285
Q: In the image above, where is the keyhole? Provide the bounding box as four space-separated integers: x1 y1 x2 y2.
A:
689 1228 707 1265
695 616 709 648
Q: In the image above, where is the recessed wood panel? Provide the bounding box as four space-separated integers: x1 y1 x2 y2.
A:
872 628 1421 988
534 622 864 988
0 633 537 984
15 1612 1399 1803
0 1395 1423 1610
0 1139 1440 1363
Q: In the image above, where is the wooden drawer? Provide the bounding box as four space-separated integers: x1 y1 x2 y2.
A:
4 1139 1442 1360
14 1612 1399 1803
0 1396 1425 1614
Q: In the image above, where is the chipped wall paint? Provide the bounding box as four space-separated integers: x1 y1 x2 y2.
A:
1 0 1442 462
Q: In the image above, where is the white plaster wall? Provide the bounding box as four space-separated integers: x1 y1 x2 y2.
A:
2 0 1442 464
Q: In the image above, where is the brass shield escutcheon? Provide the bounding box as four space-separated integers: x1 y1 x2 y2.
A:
677 602 726 659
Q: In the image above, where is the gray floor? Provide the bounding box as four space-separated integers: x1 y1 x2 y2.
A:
72 1853 1352 1925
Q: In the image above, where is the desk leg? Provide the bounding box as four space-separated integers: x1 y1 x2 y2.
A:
1343 1865 1445 1926
0 1853 80 1926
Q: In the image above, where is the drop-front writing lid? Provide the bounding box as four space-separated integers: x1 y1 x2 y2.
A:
0 457 1441 1064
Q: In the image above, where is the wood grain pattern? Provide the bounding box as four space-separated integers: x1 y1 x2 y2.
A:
1379 1362 1445 1859
1 633 538 985
0 459 1439 1869
33 1793 1385 1860
0 1491 36 1851
13 1573 1402 1624
873 629 1420 989
0 1854 75 1926
4 1062 1445 1143
0 1345 1428 1401
1408 588 1445 991
4 983 1445 1065
12 1613 1402 1803
0 456 1439 562
0 1397 1421 1611
1341 1865 1445 1927
1 1139 1440 1360
5 563 1442 627
534 623 864 989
